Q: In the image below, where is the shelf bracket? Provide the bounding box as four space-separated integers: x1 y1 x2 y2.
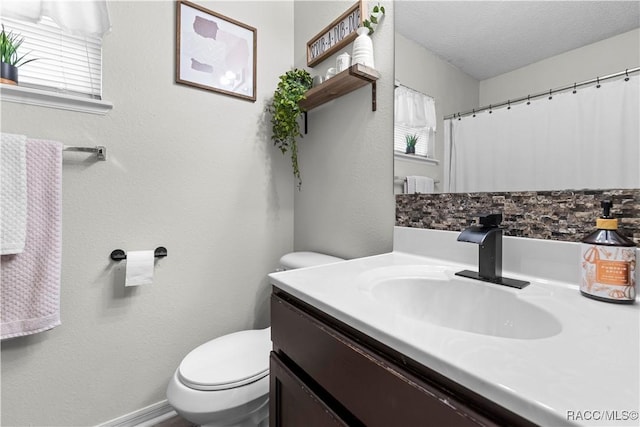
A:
298 64 380 132
372 81 377 111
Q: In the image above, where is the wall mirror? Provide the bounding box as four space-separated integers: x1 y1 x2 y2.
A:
394 1 640 194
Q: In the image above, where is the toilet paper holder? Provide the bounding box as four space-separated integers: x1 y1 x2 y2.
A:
110 247 167 261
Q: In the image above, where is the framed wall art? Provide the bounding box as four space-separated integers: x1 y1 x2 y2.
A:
307 0 364 68
176 0 257 102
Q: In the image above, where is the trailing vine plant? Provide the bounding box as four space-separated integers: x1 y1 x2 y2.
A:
268 68 313 190
362 3 385 35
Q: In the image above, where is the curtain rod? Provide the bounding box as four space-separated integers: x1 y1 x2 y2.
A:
444 67 639 120
394 80 428 95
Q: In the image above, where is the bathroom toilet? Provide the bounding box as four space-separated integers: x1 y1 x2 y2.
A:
166 251 344 427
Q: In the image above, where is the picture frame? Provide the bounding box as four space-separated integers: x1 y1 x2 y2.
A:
307 0 364 68
176 0 257 102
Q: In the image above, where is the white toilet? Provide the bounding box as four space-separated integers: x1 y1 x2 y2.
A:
166 251 344 427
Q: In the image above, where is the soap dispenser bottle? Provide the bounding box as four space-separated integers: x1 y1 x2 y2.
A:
580 200 636 303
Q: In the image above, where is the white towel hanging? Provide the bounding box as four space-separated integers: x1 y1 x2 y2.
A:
405 176 435 194
1 133 28 255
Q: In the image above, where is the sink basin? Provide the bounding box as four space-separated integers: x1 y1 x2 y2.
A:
359 266 562 340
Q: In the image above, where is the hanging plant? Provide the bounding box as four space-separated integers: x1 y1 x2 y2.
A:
362 3 386 35
267 68 313 190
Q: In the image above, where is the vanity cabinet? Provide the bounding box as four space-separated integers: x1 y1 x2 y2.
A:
270 287 536 427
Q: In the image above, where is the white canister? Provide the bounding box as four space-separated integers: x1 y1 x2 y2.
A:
325 67 337 80
336 52 351 73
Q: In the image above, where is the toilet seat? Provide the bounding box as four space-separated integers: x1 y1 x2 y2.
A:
178 329 271 391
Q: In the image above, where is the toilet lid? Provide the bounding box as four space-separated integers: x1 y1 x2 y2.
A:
178 329 271 391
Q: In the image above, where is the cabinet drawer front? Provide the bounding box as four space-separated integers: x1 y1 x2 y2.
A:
271 293 496 427
270 352 350 427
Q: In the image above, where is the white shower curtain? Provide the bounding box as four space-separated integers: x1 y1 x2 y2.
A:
444 75 639 193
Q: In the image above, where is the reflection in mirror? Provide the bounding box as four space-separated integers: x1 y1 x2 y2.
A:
394 1 640 194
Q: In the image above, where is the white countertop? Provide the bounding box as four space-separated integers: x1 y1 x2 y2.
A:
269 228 640 426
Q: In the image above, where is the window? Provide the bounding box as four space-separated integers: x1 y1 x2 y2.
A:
2 16 103 99
394 86 436 159
393 122 434 158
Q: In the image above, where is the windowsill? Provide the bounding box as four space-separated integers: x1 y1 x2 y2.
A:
394 152 439 165
0 84 113 115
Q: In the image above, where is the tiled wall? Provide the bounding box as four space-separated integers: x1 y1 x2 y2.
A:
396 189 640 244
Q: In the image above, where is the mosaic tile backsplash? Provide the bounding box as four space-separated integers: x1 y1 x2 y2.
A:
396 189 640 244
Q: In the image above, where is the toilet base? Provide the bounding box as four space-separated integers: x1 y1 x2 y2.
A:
199 398 268 427
167 369 269 427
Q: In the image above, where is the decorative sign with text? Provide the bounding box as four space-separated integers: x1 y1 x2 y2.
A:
307 1 364 68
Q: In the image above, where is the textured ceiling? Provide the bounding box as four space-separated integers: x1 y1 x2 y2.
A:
395 1 640 80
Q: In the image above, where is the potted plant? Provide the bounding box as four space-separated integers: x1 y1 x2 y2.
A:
405 133 419 154
0 24 37 85
267 68 313 190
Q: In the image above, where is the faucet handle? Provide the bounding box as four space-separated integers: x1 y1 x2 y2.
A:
479 213 502 227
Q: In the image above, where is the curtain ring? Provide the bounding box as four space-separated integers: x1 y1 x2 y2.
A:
489 105 492 114
548 89 553 100
596 77 601 88
527 95 531 105
472 109 476 118
457 112 461 121
625 69 630 81
507 100 511 110
572 83 577 94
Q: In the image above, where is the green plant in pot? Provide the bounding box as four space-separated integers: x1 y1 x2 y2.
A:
405 133 419 154
268 68 313 190
0 24 37 85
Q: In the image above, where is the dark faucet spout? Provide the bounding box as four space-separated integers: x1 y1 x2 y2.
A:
455 213 529 289
457 225 501 245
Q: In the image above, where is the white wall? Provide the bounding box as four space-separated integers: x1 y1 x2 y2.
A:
480 28 640 105
394 33 479 194
292 1 395 259
0 2 294 425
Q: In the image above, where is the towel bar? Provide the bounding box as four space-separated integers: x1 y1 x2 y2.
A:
110 247 167 261
63 145 106 161
394 176 440 184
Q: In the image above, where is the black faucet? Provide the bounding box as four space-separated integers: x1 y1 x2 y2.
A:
455 213 529 289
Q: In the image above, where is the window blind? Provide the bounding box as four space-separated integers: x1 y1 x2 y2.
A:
394 122 434 158
2 16 102 99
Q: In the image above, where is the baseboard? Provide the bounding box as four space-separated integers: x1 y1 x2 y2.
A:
97 400 176 427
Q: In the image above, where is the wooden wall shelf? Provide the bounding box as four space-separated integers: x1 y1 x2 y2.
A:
299 63 381 112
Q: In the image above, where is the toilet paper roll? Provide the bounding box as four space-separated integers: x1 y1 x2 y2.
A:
125 250 154 286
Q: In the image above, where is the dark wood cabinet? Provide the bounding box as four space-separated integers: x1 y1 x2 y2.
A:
270 353 350 427
270 287 536 427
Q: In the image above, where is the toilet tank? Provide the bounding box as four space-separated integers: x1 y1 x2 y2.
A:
279 251 344 270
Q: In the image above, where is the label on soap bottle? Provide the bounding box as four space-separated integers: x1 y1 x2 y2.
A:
581 244 636 302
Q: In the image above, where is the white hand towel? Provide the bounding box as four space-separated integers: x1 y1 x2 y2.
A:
406 176 434 194
1 139 63 340
416 176 435 193
1 133 28 255
405 176 416 194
